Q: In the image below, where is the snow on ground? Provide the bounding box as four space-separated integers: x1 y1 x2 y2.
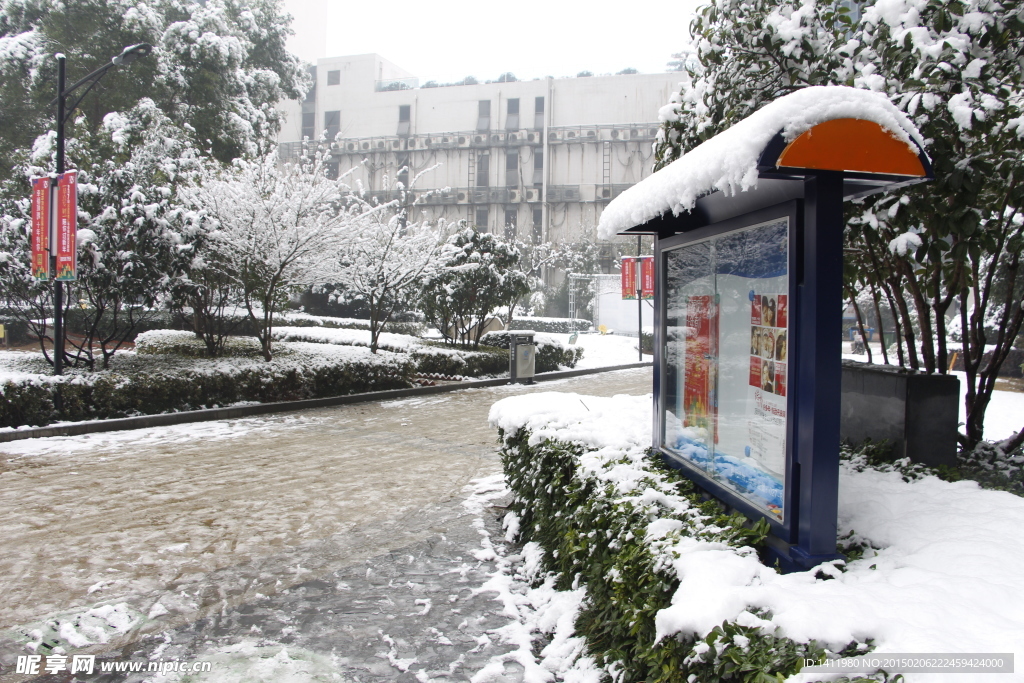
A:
541 332 645 369
488 392 1024 682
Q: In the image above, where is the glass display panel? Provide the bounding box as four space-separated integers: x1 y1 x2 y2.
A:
662 218 789 521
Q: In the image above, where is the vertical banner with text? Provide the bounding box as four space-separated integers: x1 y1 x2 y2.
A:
30 177 51 280
621 256 637 300
640 255 654 300
55 170 77 281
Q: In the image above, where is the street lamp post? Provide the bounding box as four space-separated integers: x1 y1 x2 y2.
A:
50 43 151 375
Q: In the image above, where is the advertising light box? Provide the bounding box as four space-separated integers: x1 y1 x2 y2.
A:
659 207 795 527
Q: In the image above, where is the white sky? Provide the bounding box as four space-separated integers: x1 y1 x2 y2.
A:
283 0 701 83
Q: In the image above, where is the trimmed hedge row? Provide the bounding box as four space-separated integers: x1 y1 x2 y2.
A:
498 428 879 683
0 351 414 429
506 316 593 333
410 345 508 377
479 331 584 372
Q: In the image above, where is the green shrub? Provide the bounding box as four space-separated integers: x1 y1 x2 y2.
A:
506 317 593 333
498 428 886 683
479 331 584 372
135 330 266 357
410 344 508 377
0 348 414 428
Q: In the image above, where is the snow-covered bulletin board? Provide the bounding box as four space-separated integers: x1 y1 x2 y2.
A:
602 87 936 570
662 216 791 521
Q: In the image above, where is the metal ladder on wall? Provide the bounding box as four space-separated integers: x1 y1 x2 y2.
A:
602 142 611 188
467 148 476 222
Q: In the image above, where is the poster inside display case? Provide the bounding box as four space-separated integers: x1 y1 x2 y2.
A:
662 217 789 521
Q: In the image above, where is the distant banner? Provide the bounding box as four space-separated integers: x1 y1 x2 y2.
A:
30 177 50 280
55 171 77 281
640 256 654 300
621 256 637 300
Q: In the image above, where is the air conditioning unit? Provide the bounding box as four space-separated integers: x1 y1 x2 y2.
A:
471 189 489 204
375 140 386 150
508 189 521 203
456 190 470 204
346 141 358 152
457 135 472 148
547 130 563 143
490 132 506 145
564 129 578 140
525 188 541 202
472 133 489 146
406 137 417 149
361 140 371 150
506 132 518 144
490 188 509 203
584 129 597 139
391 139 402 149
527 131 543 144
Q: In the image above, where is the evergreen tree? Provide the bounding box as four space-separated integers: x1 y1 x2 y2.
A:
657 0 1024 452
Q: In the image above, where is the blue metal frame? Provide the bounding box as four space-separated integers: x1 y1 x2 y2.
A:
654 201 802 546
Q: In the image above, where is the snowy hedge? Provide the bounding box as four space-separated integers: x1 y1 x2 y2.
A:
489 392 1024 682
0 344 414 428
490 398 833 683
504 317 593 334
479 331 584 372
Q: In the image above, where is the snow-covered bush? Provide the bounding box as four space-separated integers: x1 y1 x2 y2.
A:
500 316 593 334
0 345 414 428
409 345 508 378
134 330 263 358
479 331 584 371
490 411 834 683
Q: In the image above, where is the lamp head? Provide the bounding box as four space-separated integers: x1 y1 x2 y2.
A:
112 43 152 66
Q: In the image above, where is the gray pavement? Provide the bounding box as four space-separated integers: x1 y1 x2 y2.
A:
0 368 653 683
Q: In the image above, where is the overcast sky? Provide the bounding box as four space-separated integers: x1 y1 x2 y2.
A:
284 0 702 83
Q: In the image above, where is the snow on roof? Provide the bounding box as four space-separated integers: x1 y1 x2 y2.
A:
597 86 925 239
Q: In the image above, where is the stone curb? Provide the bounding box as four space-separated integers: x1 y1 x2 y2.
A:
0 362 652 442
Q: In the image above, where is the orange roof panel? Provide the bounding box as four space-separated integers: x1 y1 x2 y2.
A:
777 119 926 176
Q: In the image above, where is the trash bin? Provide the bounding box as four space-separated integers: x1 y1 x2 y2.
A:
509 330 536 384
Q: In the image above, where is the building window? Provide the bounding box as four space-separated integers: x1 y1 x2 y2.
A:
477 100 491 132
475 208 489 230
324 110 340 140
534 96 544 129
327 69 340 86
533 151 543 186
326 162 339 180
301 112 315 140
476 154 489 187
504 208 518 239
532 208 543 244
506 98 519 130
398 104 411 136
506 152 519 187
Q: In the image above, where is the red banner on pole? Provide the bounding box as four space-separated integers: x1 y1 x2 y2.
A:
30 177 51 280
640 256 654 300
621 257 637 300
55 171 77 281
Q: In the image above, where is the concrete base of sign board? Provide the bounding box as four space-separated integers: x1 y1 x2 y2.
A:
840 360 960 468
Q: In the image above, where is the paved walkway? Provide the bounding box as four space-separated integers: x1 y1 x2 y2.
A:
0 368 652 683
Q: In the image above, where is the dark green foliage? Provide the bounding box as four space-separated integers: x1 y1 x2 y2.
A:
0 353 414 428
419 227 530 349
478 331 584 371
497 428 855 683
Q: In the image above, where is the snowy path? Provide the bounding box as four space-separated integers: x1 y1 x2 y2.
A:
0 368 652 682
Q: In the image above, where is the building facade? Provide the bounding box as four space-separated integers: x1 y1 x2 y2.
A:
277 54 681 246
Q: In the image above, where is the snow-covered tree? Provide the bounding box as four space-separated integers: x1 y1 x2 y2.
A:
0 99 201 369
657 0 1024 452
328 198 445 354
420 227 530 349
0 0 307 181
184 146 349 361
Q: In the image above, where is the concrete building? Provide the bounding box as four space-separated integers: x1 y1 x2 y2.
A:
277 54 681 248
